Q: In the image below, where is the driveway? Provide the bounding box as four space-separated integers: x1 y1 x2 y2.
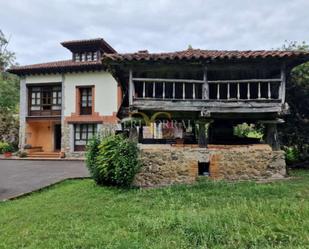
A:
0 160 89 201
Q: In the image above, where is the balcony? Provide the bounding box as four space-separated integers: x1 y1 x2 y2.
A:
130 76 285 114
27 85 62 118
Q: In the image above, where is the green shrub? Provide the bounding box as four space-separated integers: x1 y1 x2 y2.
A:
284 146 301 165
86 135 140 187
85 135 101 183
0 141 10 154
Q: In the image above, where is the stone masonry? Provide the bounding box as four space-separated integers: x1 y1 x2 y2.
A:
133 144 286 187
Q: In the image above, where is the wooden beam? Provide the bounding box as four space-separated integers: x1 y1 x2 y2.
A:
280 63 286 104
129 69 133 105
203 66 209 100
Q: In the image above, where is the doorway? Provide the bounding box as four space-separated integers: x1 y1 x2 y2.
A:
54 124 61 151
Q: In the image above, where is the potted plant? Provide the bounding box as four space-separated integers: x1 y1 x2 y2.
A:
3 144 14 158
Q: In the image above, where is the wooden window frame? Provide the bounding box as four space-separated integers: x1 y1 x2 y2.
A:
28 84 62 116
74 123 97 151
76 86 94 115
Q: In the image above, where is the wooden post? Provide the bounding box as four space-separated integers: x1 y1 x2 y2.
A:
129 69 133 105
280 64 286 103
162 82 165 99
203 66 209 100
198 120 207 147
265 123 280 151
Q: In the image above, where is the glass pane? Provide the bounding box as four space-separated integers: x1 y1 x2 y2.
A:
37 92 41 98
58 99 62 105
82 96 87 101
37 99 41 105
88 125 93 132
88 100 92 106
82 132 87 139
53 92 57 98
88 133 93 139
58 92 62 98
52 98 57 104
32 93 36 98
32 87 40 91
31 99 35 105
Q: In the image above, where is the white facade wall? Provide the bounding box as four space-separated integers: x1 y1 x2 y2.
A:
22 71 118 117
25 74 62 84
63 71 118 116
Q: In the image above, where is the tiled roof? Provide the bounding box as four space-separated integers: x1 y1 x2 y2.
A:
8 60 104 75
61 38 117 53
103 49 309 62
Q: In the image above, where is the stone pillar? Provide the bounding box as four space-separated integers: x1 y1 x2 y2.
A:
265 123 280 151
19 77 27 150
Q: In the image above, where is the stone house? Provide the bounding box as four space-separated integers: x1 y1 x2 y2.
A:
9 38 309 185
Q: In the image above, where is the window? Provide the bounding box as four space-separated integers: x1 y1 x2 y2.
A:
29 85 62 115
30 87 41 111
74 53 81 62
81 53 86 62
93 52 98 61
86 52 92 61
52 86 62 110
74 124 97 151
80 87 92 115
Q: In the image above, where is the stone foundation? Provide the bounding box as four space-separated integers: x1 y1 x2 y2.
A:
133 144 286 187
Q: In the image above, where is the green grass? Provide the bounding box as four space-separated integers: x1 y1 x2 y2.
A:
0 170 309 249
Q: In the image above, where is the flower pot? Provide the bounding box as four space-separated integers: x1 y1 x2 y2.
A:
4 152 12 158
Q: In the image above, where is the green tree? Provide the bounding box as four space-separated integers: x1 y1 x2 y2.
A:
0 30 19 112
279 41 309 164
0 30 19 147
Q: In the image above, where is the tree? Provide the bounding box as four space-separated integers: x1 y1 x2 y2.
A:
279 41 309 164
0 30 19 112
0 30 19 147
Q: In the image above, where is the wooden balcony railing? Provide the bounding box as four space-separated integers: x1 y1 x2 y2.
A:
132 77 282 101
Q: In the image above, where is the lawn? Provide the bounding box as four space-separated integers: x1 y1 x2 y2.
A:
0 170 308 249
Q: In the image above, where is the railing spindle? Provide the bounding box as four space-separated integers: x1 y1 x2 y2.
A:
153 82 155 98
227 83 230 100
217 84 220 99
142 82 145 98
237 83 240 99
163 82 165 99
247 82 250 99
193 83 196 99
183 83 185 99
173 82 175 99
258 82 261 99
268 82 271 99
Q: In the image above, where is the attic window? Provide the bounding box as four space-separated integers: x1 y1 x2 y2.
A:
74 52 98 62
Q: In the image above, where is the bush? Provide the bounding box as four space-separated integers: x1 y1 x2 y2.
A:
86 135 140 187
284 146 301 165
0 141 9 154
85 135 101 183
0 142 14 153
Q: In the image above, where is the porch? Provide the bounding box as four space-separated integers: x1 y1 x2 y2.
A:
25 120 61 158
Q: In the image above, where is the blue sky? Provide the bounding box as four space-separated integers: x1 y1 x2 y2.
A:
1 0 308 65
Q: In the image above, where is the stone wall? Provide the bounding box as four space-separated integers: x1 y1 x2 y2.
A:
133 144 286 187
62 123 117 158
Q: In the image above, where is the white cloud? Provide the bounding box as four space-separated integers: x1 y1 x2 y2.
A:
0 0 308 64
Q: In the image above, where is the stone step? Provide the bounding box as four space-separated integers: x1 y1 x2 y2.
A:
27 152 60 158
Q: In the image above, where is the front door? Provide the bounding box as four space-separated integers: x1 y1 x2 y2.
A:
54 124 61 151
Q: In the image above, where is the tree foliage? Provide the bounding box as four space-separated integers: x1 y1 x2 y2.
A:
0 30 19 147
279 41 309 164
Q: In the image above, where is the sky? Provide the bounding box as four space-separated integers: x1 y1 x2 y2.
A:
1 0 308 65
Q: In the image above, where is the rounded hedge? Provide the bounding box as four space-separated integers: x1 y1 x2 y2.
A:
86 134 140 187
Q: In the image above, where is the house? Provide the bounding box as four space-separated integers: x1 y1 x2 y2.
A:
9 38 309 185
9 38 122 158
